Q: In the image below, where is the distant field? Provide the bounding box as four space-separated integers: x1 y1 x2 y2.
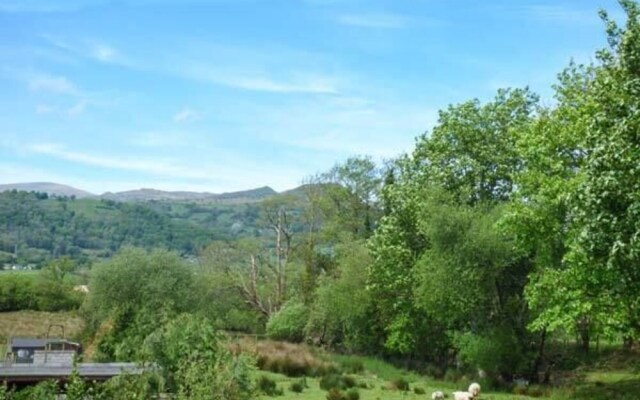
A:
0 269 84 285
0 311 85 354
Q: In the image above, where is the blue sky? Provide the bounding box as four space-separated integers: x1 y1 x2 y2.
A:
0 0 624 194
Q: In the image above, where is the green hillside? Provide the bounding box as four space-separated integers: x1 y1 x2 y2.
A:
0 190 266 266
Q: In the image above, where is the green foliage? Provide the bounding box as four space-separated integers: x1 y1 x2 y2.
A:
85 247 200 361
305 241 375 351
0 190 266 267
326 388 347 400
319 374 357 391
257 375 283 396
11 380 58 400
345 387 360 400
388 377 409 391
453 328 526 377
145 314 254 399
290 380 305 393
65 363 87 400
267 301 309 342
0 268 82 312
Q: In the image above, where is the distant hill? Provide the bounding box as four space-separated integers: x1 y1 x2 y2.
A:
100 186 277 203
0 182 95 198
0 182 278 203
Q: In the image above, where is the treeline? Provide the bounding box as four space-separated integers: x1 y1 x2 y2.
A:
0 258 83 312
187 1 640 385
0 191 267 266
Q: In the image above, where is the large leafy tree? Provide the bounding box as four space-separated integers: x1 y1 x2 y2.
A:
571 0 640 342
514 1 640 350
368 88 538 361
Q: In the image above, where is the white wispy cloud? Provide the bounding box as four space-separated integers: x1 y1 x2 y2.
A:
24 142 304 192
28 143 212 180
183 62 341 94
173 107 200 123
28 74 79 95
244 95 437 158
41 33 344 95
90 43 117 62
336 13 410 29
232 76 338 94
68 100 87 116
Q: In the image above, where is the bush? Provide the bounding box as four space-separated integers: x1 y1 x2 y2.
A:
388 377 409 391
444 368 463 382
0 273 82 312
414 387 426 394
340 358 364 374
250 340 338 377
145 314 254 399
453 328 526 377
345 387 360 400
319 374 357 391
326 388 346 400
266 301 308 342
290 381 304 393
257 375 283 396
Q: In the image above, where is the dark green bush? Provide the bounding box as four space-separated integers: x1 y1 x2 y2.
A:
444 368 463 382
414 387 426 394
326 388 346 400
389 377 409 391
320 374 357 391
290 381 304 393
257 375 283 396
340 358 364 374
0 273 82 312
345 387 360 400
266 301 308 342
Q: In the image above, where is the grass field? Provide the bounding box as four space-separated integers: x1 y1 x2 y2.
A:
0 310 85 355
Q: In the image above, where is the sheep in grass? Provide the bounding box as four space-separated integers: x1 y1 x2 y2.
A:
468 382 481 397
452 392 473 400
452 383 481 400
432 390 445 400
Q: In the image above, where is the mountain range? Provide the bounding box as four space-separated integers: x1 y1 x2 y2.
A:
0 182 278 203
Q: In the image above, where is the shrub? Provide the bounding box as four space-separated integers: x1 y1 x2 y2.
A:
290 381 304 393
340 358 364 374
145 314 254 399
388 378 409 391
257 375 282 396
527 385 545 398
346 387 360 400
444 368 463 382
266 301 308 342
326 388 346 400
453 328 526 377
414 387 426 394
246 339 337 377
319 374 357 391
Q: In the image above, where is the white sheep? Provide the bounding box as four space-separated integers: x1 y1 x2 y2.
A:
432 390 445 400
452 392 473 400
468 382 481 397
452 383 481 400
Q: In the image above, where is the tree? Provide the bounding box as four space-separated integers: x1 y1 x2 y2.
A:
367 88 538 360
144 314 254 399
85 247 199 361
